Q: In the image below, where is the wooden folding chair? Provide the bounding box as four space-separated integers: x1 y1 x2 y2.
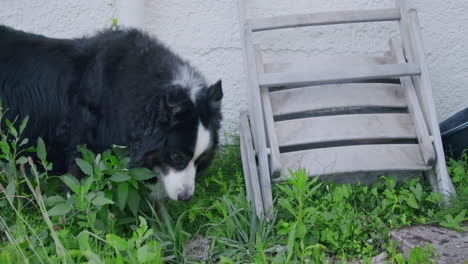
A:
238 0 456 218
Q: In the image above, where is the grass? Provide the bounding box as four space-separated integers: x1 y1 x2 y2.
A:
0 113 466 263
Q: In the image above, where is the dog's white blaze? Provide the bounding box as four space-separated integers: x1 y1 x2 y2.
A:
172 64 206 102
162 163 196 200
194 121 212 159
162 122 212 200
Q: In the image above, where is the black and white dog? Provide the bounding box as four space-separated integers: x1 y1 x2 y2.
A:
0 25 223 201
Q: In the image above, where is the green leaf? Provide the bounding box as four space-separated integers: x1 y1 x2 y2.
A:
0 141 10 155
6 119 17 138
82 250 103 264
36 137 46 161
86 192 97 202
404 193 419 209
127 187 141 216
15 156 28 164
61 174 81 194
19 116 29 134
106 234 127 251
410 183 423 201
116 182 129 211
278 198 295 216
77 232 91 251
19 138 29 147
92 195 114 206
77 145 96 164
5 181 16 204
440 210 466 232
381 198 392 209
128 179 139 190
75 158 94 176
112 18 119 27
44 195 65 206
129 168 157 181
219 257 235 264
285 223 296 264
408 247 428 264
137 242 160 263
98 160 108 172
255 233 267 264
81 176 94 194
95 154 101 165
395 253 406 264
24 147 36 153
454 210 466 222
110 172 131 182
47 202 72 216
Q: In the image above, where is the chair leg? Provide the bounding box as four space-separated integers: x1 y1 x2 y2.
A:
240 132 253 202
240 112 265 217
426 170 439 194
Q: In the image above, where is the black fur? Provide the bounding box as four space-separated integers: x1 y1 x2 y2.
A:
0 25 223 179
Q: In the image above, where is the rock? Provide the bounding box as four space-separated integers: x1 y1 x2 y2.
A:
369 252 387 264
390 224 467 264
183 236 212 262
345 252 386 264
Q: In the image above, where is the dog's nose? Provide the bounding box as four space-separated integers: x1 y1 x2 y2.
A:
177 191 192 201
177 185 193 201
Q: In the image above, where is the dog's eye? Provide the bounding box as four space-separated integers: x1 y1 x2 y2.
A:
170 152 188 164
195 152 212 171
196 154 208 164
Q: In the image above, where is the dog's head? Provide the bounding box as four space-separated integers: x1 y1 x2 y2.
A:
142 65 223 201
87 30 223 201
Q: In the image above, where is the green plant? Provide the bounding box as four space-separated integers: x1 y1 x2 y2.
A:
439 210 467 232
76 217 163 263
0 109 165 263
276 169 327 263
386 241 438 264
435 149 468 231
1 102 467 263
46 144 158 234
447 151 468 189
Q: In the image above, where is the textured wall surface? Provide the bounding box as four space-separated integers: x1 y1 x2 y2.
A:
1 0 467 138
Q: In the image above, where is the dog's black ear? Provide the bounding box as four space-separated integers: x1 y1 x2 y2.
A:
208 80 223 102
158 90 190 124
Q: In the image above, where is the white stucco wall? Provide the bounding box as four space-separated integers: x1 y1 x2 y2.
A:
1 0 467 138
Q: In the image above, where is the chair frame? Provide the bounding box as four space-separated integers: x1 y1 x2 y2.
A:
238 0 456 218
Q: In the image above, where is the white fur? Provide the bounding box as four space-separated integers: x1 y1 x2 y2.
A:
172 64 206 102
162 163 196 200
161 122 212 200
193 121 212 159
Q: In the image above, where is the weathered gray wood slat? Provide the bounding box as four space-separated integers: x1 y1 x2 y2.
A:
258 63 420 88
389 38 436 166
407 10 455 198
254 46 282 177
240 112 264 216
279 144 431 180
249 8 401 32
396 0 455 200
263 55 394 74
272 171 423 184
270 83 407 117
238 0 274 217
276 113 417 148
